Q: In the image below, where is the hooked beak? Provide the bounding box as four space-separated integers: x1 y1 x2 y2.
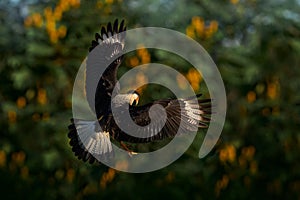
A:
129 93 139 106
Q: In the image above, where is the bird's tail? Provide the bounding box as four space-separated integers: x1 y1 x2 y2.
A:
68 118 113 164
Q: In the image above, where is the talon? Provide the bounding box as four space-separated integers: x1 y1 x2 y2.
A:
120 141 138 156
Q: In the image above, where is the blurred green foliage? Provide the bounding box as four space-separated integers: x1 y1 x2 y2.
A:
0 0 300 199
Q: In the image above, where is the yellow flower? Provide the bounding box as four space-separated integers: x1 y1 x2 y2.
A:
44 7 53 19
129 56 139 67
8 111 17 123
186 68 202 91
37 88 48 105
215 175 230 196
27 0 78 43
32 13 43 27
230 0 239 5
24 17 32 27
97 1 103 8
46 19 56 33
205 21 218 38
0 151 6 167
59 0 70 12
210 20 218 33
54 8 62 20
267 81 279 100
12 151 26 165
187 16 218 39
17 97 27 109
69 0 81 7
219 144 236 163
137 46 151 64
100 168 116 189
192 16 205 37
241 146 256 160
105 0 114 4
104 7 112 14
66 168 75 183
247 91 256 103
50 31 59 43
58 25 67 38
186 25 195 39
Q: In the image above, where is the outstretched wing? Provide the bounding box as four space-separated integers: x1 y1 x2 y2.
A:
110 94 211 143
68 119 113 164
68 19 126 164
86 19 126 117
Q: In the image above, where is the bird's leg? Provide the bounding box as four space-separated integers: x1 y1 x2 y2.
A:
120 141 138 156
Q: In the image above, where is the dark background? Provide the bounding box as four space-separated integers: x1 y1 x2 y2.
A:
1 0 300 199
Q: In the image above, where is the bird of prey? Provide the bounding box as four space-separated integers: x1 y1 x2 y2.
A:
68 19 211 164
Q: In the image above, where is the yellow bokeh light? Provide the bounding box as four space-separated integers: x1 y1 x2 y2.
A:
219 144 236 163
100 168 116 189
247 91 256 103
58 25 67 38
37 88 48 105
66 168 75 183
230 0 239 5
210 20 219 32
129 56 139 67
12 151 26 165
17 97 27 109
192 16 205 37
186 25 195 39
24 17 32 27
0 151 6 167
187 16 218 40
186 68 202 91
267 83 278 99
105 0 114 4
8 111 17 123
241 146 256 160
215 175 230 196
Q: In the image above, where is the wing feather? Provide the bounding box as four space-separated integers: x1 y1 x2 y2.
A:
68 119 113 164
109 95 211 143
86 19 126 116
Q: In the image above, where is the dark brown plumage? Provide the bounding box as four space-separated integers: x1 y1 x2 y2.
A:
68 19 211 164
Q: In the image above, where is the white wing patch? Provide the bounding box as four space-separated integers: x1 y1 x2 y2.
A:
102 33 125 59
184 100 203 126
75 120 113 156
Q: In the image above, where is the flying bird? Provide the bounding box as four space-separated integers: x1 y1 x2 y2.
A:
68 19 212 164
